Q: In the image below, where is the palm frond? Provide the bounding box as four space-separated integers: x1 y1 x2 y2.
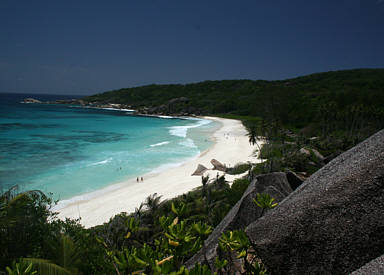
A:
47 234 80 272
21 258 72 275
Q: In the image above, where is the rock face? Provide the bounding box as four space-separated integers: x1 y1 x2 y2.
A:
246 130 384 274
285 170 304 191
351 254 384 275
186 172 293 269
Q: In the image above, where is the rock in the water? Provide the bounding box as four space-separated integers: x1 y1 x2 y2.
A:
211 159 226 172
23 98 42 103
191 164 208 176
246 130 384 274
351 254 384 275
186 172 293 269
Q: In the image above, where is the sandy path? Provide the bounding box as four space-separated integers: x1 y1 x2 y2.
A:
55 117 261 228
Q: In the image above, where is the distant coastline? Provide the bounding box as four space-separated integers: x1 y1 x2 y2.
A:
21 97 200 120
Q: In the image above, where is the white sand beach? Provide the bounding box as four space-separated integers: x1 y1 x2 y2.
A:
56 117 262 228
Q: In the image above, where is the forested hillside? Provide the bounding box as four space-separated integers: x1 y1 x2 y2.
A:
85 68 384 135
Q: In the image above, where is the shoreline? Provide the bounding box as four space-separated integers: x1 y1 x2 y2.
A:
55 116 262 228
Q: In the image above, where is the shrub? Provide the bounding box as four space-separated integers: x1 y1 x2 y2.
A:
227 163 251 175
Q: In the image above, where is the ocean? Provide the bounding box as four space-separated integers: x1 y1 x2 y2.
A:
0 93 219 202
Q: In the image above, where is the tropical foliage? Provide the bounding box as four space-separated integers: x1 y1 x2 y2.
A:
1 177 259 274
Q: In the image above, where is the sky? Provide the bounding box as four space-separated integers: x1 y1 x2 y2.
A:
0 0 383 95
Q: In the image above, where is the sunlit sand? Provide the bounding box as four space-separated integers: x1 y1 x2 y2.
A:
56 117 262 228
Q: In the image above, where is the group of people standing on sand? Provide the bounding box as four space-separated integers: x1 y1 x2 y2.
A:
136 177 144 182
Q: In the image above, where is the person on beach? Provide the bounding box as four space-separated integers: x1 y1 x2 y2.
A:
141 177 144 182
136 177 139 182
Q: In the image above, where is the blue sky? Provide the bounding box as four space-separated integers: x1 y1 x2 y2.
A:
1 0 383 95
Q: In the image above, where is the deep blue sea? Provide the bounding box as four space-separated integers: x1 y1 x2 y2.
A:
0 93 219 201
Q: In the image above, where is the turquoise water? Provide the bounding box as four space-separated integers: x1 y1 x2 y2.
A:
0 93 219 201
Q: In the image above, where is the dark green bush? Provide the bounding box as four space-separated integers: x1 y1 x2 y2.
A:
227 163 251 175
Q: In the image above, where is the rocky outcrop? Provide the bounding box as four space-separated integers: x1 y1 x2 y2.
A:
351 254 384 275
299 147 324 161
246 129 384 274
186 172 293 269
210 159 226 172
323 149 343 164
23 98 42 103
191 164 208 176
22 95 199 116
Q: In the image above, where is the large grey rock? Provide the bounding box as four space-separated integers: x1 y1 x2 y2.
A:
246 130 384 274
285 170 304 190
351 254 384 275
191 164 208 176
186 172 293 269
211 159 227 172
299 147 324 162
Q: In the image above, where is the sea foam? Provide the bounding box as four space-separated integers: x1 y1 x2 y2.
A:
86 158 112 167
168 118 211 138
150 141 170 147
179 138 197 148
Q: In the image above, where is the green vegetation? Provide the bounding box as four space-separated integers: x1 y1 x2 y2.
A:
217 230 268 274
3 68 384 274
2 184 275 274
253 193 278 218
85 69 384 137
85 68 384 175
226 163 251 175
1 177 257 274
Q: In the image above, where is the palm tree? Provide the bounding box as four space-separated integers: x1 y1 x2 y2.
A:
16 234 80 275
144 193 162 213
144 193 162 225
6 261 37 275
21 258 73 275
48 234 81 273
247 125 262 154
1 187 53 268
201 175 209 198
17 234 80 275
134 202 145 220
247 126 257 146
6 234 81 275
